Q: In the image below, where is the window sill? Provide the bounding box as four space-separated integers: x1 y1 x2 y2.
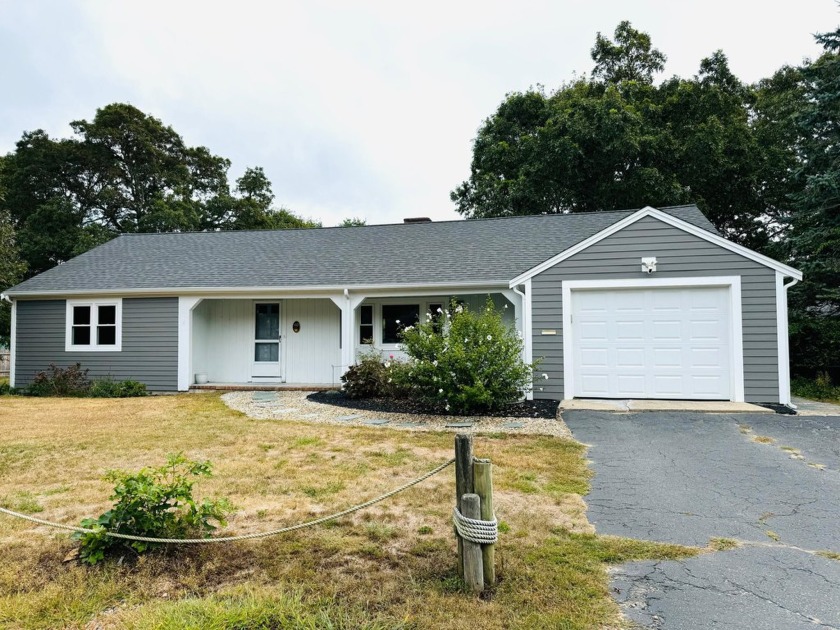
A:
65 345 122 353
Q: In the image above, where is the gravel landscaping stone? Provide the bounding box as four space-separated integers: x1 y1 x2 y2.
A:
221 391 571 437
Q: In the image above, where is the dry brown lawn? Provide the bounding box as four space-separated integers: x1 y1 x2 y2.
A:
0 393 697 629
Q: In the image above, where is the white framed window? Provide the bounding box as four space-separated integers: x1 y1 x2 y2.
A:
65 299 123 352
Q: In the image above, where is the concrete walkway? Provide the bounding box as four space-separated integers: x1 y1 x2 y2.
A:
792 396 840 416
560 398 767 413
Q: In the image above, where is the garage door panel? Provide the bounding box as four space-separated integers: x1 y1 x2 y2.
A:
571 286 732 400
616 348 645 367
617 374 646 395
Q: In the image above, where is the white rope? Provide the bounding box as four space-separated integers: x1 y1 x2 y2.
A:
0 458 455 544
453 506 498 544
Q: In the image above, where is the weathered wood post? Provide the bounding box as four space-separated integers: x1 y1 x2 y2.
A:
473 458 495 588
454 434 474 578
461 493 484 594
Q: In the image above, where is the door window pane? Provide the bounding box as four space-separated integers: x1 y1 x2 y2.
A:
255 304 279 339
382 304 419 344
359 305 374 344
255 342 279 362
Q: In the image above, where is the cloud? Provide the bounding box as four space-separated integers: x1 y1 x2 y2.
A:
2 0 836 225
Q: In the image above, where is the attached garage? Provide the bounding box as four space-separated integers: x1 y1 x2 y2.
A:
518 206 802 405
564 279 742 401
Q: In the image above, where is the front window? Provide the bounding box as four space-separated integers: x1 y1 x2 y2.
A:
66 300 122 351
382 304 419 344
359 305 374 344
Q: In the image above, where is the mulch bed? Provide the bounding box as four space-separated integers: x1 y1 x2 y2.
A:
307 391 560 419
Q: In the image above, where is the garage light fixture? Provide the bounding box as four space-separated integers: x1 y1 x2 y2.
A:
641 257 657 274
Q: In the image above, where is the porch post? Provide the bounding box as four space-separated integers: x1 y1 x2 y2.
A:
330 292 366 380
504 284 533 400
177 297 203 392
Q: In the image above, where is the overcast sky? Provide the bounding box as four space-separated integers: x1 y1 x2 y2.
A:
1 1 838 226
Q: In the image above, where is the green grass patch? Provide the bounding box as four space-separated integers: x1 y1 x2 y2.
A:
792 376 840 404
817 550 840 561
0 490 44 513
709 537 740 551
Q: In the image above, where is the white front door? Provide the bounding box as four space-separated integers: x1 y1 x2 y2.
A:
252 302 282 380
571 286 732 400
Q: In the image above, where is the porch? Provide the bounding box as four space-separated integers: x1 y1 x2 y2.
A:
178 288 524 392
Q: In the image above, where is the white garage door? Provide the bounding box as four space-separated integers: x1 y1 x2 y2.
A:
571 286 732 400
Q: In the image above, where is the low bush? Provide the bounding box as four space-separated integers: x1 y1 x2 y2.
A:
75 453 234 565
791 372 840 403
27 363 91 397
90 378 148 398
341 348 408 399
0 380 15 396
398 297 537 414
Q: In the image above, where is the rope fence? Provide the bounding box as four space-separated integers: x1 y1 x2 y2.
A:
0 458 455 545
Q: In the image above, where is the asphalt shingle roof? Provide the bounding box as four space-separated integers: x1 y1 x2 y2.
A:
7 205 717 294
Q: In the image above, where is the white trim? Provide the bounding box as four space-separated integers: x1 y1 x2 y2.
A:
65 299 123 352
9 299 16 388
177 297 203 391
510 206 802 287
561 276 745 402
776 272 796 406
6 281 508 300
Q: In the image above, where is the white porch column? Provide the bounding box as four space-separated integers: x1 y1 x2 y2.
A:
330 291 366 379
177 296 203 391
505 281 533 400
8 298 16 388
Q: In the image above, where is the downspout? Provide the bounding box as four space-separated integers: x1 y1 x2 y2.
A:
783 278 799 410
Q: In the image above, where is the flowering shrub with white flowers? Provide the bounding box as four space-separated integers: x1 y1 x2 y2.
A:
397 297 537 414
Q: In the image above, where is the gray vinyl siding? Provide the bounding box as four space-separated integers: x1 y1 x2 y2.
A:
531 216 780 402
14 298 178 391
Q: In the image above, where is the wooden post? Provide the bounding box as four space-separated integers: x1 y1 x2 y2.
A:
473 458 495 588
461 493 484 594
454 434 473 578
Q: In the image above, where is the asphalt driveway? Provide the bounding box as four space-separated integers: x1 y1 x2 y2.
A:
564 410 840 629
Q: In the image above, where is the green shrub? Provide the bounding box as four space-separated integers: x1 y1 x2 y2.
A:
0 381 15 396
398 297 537 414
341 348 408 399
90 378 148 398
75 453 234 564
27 363 90 397
791 372 840 402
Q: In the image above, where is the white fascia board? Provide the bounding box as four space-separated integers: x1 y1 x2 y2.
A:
5 281 509 300
509 206 802 287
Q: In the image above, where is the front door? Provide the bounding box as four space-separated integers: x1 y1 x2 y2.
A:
252 302 282 380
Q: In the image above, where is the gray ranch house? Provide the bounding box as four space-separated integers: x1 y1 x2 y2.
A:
2 204 802 405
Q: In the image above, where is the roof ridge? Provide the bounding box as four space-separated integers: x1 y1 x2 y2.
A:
116 206 680 237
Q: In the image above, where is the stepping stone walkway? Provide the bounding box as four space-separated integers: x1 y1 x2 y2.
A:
445 422 474 429
336 414 363 421
252 393 278 401
362 418 390 426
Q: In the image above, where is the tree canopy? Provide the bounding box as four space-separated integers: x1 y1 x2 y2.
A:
0 104 317 277
453 21 840 376
451 22 810 252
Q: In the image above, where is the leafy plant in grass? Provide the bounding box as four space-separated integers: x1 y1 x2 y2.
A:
89 378 148 398
27 362 90 396
398 297 537 414
75 453 233 564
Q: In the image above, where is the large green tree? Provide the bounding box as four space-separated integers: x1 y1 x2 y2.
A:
451 22 803 250
0 157 27 346
1 104 316 277
788 27 840 374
